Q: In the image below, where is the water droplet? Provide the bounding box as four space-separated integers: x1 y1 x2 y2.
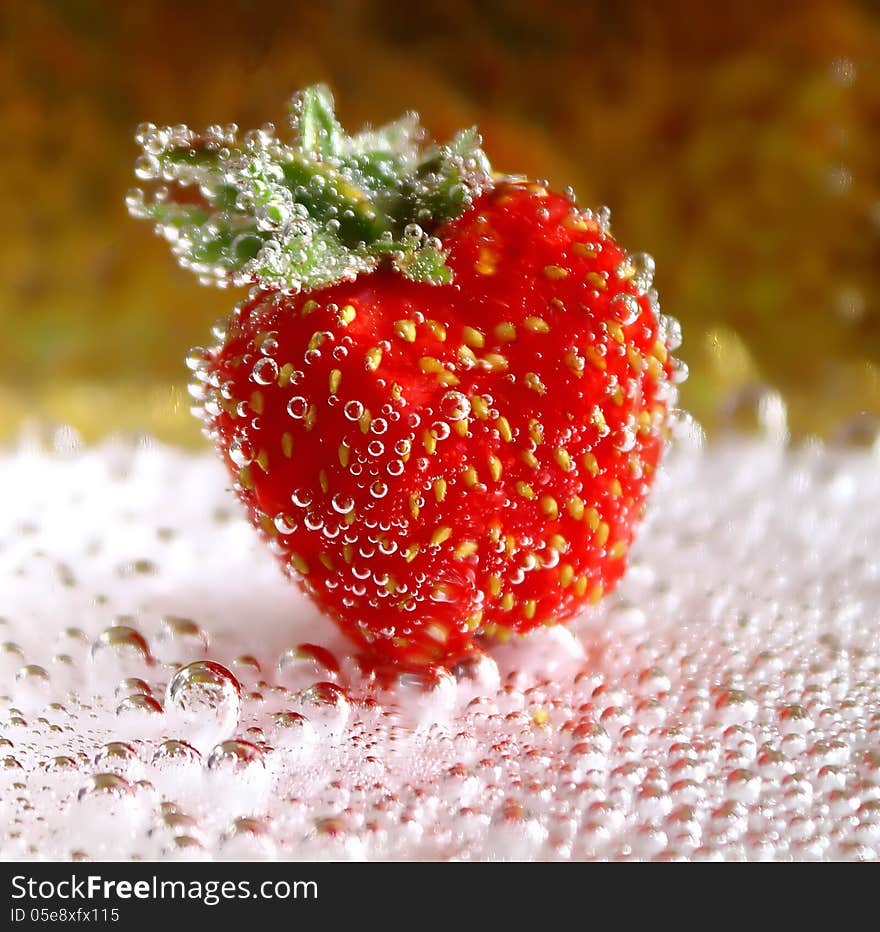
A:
165 661 241 750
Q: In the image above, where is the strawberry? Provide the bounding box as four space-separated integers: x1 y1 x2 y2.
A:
129 86 683 667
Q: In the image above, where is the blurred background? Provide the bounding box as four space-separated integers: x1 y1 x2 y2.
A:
2 0 879 445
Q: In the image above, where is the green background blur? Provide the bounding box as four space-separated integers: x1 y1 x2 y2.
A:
2 0 879 445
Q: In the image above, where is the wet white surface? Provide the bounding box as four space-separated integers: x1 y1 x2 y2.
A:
1 432 879 860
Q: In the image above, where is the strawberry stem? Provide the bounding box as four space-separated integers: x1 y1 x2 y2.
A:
128 85 492 292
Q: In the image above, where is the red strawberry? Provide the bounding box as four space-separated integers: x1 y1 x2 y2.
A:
130 86 683 667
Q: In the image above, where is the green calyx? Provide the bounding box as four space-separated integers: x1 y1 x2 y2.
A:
127 85 492 291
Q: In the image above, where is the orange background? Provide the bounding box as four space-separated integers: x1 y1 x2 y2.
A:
2 0 879 443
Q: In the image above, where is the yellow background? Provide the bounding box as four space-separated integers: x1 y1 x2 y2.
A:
2 0 879 444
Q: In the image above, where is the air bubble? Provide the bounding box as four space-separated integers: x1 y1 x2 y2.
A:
165 661 241 750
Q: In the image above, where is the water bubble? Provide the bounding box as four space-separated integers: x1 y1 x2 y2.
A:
152 738 202 768
295 682 351 732
344 400 365 421
287 396 308 419
277 644 340 691
94 742 140 776
78 773 134 802
440 391 471 422
91 626 153 677
207 740 265 773
610 292 641 325
269 711 316 751
165 661 241 751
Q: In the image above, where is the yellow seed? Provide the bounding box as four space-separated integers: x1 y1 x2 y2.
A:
308 331 326 352
422 430 437 455
359 408 372 434
365 347 383 372
403 544 420 562
583 451 599 475
540 496 559 519
462 326 485 349
559 563 574 587
419 356 443 373
319 552 334 571
464 465 479 487
488 455 502 481
338 304 356 326
282 433 294 459
585 506 600 531
520 450 539 470
453 540 478 560
391 382 403 402
597 521 610 547
565 352 585 377
471 395 489 419
497 416 512 442
475 246 497 275
586 272 607 289
301 299 319 317
652 339 668 364
543 265 569 280
563 214 592 232
304 404 316 431
524 316 549 333
549 533 567 551
250 390 264 415
431 526 453 546
516 481 536 500
343 545 354 564
259 512 274 536
395 319 417 343
466 611 483 631
437 371 461 387
585 346 607 371
290 553 309 575
433 478 447 502
610 478 623 497
573 576 588 597
523 599 537 620
573 241 598 258
554 448 572 471
488 575 502 597
606 320 624 344
278 362 294 387
238 466 252 490
425 319 447 341
589 582 605 604
529 419 544 444
483 352 509 370
453 418 470 437
611 385 624 406
567 496 585 520
494 321 517 342
609 540 627 560
627 346 645 373
329 368 342 393
501 593 515 611
458 345 478 366
524 372 546 395
409 494 421 519
318 470 329 494
338 443 350 467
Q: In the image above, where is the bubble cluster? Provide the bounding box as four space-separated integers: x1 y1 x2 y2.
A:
2 433 880 859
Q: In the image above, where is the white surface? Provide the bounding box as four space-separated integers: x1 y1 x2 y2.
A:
1 431 879 860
